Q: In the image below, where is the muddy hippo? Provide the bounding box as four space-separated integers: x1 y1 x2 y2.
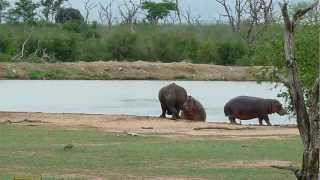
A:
224 96 287 126
158 83 187 119
181 96 206 121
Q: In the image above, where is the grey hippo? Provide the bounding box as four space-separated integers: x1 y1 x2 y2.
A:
224 96 287 126
158 83 187 119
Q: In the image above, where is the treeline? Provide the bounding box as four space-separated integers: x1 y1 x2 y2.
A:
0 0 318 67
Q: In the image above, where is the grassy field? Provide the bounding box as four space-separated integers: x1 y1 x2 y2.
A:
0 124 302 180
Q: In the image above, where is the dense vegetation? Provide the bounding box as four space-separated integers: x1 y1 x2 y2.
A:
0 0 318 68
0 23 317 67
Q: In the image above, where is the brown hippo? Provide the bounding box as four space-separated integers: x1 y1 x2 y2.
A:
181 96 206 121
224 96 287 126
158 83 187 119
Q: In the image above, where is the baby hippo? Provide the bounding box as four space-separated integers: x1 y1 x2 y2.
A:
181 96 206 121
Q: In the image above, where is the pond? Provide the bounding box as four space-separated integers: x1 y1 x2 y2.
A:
0 80 295 125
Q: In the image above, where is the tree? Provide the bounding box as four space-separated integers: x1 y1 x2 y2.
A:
0 0 10 23
40 0 67 22
118 0 140 25
216 0 274 43
216 0 247 32
82 0 97 24
246 0 273 43
98 0 114 27
55 8 84 24
142 0 177 24
12 0 39 23
175 0 181 23
272 1 319 180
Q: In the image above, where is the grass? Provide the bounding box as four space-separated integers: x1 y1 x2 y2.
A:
0 124 302 179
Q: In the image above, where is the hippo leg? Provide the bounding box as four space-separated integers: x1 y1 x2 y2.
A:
228 116 237 124
258 117 264 125
176 106 182 119
263 115 272 126
167 104 178 120
160 103 166 118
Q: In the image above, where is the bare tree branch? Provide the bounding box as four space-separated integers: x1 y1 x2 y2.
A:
98 0 114 27
83 0 97 24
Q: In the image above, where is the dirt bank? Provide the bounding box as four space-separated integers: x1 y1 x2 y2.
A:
0 112 298 139
0 61 265 81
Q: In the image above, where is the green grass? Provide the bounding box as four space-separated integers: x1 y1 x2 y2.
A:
0 125 302 179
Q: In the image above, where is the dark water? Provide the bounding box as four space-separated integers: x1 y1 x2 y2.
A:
0 80 295 124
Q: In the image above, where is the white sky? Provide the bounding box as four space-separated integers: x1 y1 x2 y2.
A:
7 0 307 23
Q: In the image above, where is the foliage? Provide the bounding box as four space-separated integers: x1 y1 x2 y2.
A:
11 0 39 23
142 0 177 24
0 0 10 23
0 23 316 69
107 29 138 60
55 7 84 24
216 42 247 65
40 0 68 22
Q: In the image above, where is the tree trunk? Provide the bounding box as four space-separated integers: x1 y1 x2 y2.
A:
280 2 319 180
175 0 182 24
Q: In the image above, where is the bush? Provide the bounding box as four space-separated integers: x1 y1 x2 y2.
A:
106 30 138 60
196 41 218 64
55 8 84 24
42 34 78 61
215 42 247 65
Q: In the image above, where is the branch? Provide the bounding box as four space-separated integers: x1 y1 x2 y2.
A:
308 78 320 115
273 71 289 87
280 2 293 32
271 165 301 179
293 1 319 22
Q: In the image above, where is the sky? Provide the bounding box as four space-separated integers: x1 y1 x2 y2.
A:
7 0 307 23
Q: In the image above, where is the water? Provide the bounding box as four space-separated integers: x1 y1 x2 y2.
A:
0 80 295 125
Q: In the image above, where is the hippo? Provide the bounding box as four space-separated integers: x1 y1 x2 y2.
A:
224 96 287 126
181 96 206 121
158 83 187 119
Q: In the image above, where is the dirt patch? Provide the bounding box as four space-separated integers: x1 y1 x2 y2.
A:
0 61 266 81
0 112 298 140
202 160 297 168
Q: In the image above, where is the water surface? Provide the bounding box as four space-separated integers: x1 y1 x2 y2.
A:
0 80 295 124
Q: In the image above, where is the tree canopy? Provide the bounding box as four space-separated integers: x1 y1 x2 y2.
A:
142 0 177 24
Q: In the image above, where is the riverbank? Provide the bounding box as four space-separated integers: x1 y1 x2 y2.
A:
0 61 266 81
0 112 298 139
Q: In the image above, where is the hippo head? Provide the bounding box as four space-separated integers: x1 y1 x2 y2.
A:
182 96 194 111
271 100 287 115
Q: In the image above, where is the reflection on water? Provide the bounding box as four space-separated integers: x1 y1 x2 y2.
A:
0 80 295 124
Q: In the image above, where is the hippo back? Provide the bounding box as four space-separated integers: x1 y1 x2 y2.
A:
158 83 187 107
224 96 273 120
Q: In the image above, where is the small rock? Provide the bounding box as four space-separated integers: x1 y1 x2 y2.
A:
118 67 124 71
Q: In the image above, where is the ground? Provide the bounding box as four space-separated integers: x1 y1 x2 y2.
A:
0 112 301 180
0 61 265 81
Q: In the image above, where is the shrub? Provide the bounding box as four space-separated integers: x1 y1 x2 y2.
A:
196 41 218 64
215 42 247 65
42 34 78 61
106 30 138 60
55 8 84 24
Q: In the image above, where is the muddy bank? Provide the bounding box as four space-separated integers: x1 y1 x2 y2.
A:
0 112 298 139
0 61 266 81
